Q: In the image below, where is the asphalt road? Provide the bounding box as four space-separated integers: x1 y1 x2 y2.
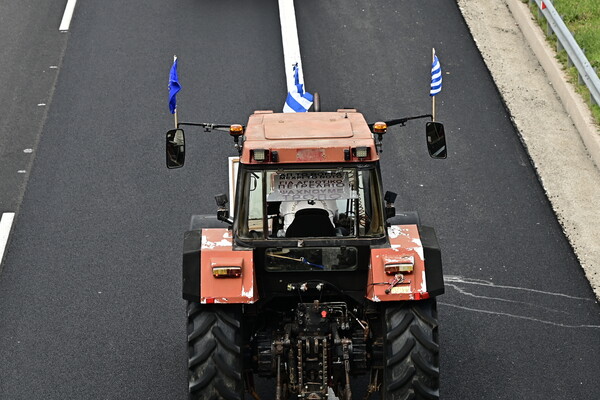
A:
0 0 598 399
0 0 68 212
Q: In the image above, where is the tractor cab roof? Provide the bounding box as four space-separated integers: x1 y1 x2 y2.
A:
240 109 379 164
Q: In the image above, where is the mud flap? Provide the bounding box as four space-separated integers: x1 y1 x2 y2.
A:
419 225 444 297
183 230 201 302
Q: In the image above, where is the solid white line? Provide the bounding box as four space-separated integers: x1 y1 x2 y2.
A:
59 0 78 32
278 0 305 92
0 213 15 264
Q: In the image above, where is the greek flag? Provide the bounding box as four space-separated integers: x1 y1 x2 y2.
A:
168 57 181 114
283 63 313 113
430 51 442 96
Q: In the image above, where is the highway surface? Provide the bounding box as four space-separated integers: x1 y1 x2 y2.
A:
0 0 599 399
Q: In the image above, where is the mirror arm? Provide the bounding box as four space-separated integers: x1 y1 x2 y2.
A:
216 209 234 226
368 114 433 130
215 194 234 226
385 206 396 220
176 122 244 133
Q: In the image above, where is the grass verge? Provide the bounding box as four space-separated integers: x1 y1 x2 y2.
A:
528 0 600 124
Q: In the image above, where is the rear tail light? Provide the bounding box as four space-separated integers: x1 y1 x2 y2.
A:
384 255 414 275
212 266 242 278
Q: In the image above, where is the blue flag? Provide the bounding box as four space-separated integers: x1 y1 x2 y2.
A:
169 57 181 114
430 52 442 96
283 63 313 113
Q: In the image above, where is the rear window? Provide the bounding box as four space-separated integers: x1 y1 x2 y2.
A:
265 247 358 272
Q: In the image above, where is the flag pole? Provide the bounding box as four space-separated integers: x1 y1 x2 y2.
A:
432 48 436 122
173 55 178 129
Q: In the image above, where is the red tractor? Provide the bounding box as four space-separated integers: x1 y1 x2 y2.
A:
166 108 447 399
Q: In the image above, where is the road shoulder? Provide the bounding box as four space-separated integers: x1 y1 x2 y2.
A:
457 0 600 299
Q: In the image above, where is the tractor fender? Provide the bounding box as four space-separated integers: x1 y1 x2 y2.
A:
183 229 202 302
418 225 444 297
366 224 444 302
388 211 421 226
183 216 256 303
199 228 256 304
184 214 221 302
189 214 227 230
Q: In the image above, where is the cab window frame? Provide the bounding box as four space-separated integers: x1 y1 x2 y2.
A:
234 163 385 242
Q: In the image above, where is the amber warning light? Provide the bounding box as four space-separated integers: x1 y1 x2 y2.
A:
372 122 387 134
229 124 244 136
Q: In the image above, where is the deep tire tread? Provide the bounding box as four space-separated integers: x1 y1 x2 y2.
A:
214 351 242 381
386 337 414 368
410 325 439 353
382 299 440 400
187 303 244 400
213 325 241 354
188 313 216 341
189 365 216 392
386 311 414 341
188 339 216 369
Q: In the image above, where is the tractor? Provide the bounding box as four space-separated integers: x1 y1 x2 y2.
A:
166 107 447 399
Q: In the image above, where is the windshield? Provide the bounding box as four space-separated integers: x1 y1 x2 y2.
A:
236 166 384 239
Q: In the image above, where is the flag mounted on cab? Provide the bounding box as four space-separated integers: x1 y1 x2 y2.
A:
283 63 313 113
430 50 442 96
169 56 181 114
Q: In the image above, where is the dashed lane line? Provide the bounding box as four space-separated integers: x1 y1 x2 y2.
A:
59 0 78 32
0 213 15 266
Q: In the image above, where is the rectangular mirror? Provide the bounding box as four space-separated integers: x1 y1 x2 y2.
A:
166 129 185 168
425 122 447 159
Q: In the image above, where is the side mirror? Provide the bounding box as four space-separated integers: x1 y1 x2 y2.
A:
425 122 447 159
215 194 233 225
384 191 397 220
215 193 229 208
166 129 185 168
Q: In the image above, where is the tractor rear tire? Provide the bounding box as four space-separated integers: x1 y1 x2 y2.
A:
382 299 439 400
187 302 244 400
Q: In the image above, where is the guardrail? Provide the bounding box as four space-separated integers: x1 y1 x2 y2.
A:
529 0 600 106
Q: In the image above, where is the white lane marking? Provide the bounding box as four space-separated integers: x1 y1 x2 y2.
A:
0 213 15 265
440 302 600 330
278 0 306 92
59 0 78 32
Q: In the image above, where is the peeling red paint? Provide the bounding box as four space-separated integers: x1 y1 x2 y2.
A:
366 225 428 302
